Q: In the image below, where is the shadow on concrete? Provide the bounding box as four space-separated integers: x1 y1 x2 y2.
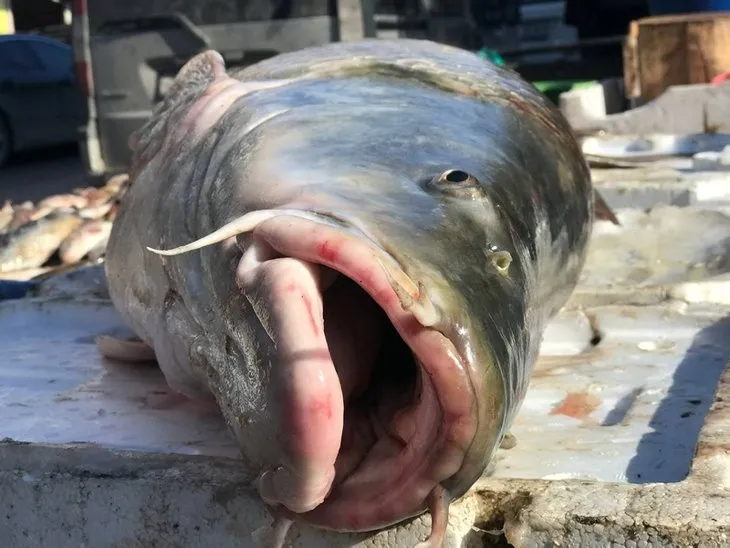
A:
626 314 730 484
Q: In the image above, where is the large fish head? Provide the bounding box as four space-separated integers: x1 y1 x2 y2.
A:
143 46 583 536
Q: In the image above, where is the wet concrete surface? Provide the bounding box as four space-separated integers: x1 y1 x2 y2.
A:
0 146 86 204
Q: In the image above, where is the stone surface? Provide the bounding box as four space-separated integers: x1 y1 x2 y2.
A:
562 82 730 135
692 145 730 171
3 168 730 547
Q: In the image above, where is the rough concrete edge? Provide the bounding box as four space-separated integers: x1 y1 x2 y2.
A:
2 292 729 546
467 361 730 547
467 477 730 547
0 441 481 547
0 439 256 482
2 355 727 547
690 363 730 486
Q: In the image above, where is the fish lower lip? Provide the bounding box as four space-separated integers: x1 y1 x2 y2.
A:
240 213 479 532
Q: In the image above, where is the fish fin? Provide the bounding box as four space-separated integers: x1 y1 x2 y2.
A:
96 335 157 364
129 51 294 183
594 190 620 225
414 486 451 548
129 50 227 180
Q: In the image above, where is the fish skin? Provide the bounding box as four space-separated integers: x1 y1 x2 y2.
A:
59 220 113 264
78 201 114 220
103 39 595 544
28 205 61 222
36 193 88 211
75 187 112 205
0 266 55 281
0 212 84 272
0 201 13 233
103 173 131 195
8 202 35 231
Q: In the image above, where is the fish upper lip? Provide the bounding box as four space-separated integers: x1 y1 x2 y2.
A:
249 208 482 532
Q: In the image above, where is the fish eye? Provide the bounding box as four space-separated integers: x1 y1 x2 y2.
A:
428 169 483 199
436 169 476 187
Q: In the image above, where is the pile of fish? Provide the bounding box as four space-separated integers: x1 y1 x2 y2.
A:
0 174 129 281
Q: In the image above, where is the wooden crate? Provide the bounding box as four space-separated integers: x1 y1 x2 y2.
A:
623 12 730 102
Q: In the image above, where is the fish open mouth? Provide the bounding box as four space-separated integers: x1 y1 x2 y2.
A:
147 209 481 539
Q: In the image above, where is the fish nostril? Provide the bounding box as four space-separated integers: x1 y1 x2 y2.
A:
489 250 512 276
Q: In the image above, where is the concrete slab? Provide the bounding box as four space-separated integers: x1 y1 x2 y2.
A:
568 171 730 308
2 296 725 486
2 181 730 546
561 81 730 135
591 165 730 212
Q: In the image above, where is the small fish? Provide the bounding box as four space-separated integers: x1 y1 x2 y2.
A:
103 173 131 197
104 202 118 221
75 186 115 207
86 239 109 262
0 266 55 281
59 220 112 264
0 212 84 272
79 201 114 220
36 193 89 211
8 202 35 231
0 201 14 233
29 205 65 222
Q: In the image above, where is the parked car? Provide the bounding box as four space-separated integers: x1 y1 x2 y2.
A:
0 33 85 168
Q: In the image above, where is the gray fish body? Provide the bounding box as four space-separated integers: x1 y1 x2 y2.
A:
105 39 593 540
0 212 83 272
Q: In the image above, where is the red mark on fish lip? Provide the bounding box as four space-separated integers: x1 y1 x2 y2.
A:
549 392 601 420
283 282 320 335
317 240 338 262
300 294 320 336
354 268 374 287
308 395 333 420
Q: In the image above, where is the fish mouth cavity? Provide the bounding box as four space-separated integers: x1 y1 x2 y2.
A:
238 210 480 532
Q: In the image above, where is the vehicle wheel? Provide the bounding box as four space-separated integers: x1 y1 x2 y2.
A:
0 112 11 169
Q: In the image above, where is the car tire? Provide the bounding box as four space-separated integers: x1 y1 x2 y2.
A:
0 112 11 169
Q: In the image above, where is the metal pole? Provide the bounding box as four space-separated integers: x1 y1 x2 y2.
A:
0 0 15 34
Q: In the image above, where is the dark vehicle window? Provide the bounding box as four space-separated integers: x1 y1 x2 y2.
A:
0 40 49 85
89 0 338 28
